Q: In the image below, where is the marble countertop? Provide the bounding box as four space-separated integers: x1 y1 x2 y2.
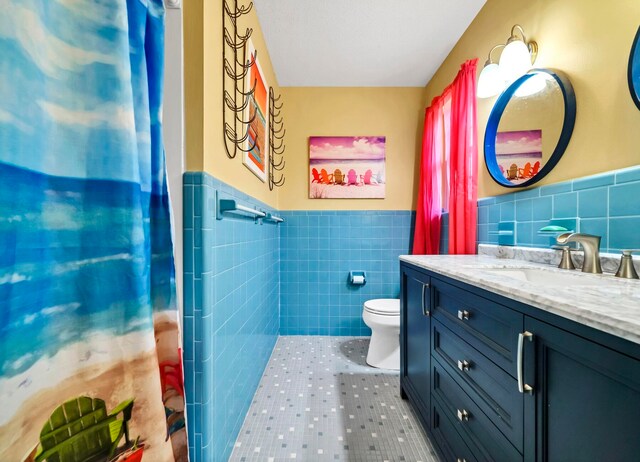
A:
400 254 640 345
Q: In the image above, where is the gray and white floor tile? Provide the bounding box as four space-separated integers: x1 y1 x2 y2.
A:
230 336 439 462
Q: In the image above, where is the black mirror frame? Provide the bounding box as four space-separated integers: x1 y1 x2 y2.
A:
628 26 640 111
484 68 577 188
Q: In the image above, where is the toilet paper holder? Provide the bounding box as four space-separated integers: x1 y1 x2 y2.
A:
349 271 366 286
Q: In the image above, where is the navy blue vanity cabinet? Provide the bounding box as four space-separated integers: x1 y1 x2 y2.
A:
400 261 640 462
523 317 640 462
400 264 431 428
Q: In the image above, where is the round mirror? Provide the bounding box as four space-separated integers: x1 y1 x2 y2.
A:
628 27 640 110
484 69 576 188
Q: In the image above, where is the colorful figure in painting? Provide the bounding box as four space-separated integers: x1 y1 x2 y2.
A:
346 169 359 186
507 163 519 180
531 161 541 177
519 162 533 179
320 168 334 184
360 169 374 185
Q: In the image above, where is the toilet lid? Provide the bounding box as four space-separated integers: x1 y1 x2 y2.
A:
364 298 400 316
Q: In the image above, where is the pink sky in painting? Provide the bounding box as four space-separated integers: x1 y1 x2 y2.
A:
310 136 386 160
495 129 542 155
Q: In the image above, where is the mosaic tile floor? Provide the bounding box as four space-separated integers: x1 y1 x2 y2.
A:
230 336 439 462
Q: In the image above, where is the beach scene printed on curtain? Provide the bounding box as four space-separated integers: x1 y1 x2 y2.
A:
0 1 186 461
243 39 269 182
309 136 386 199
496 129 543 184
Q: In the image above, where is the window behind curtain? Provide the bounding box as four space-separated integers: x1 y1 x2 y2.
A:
440 95 452 211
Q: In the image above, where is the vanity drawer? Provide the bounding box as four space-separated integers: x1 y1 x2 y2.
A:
432 359 522 462
432 319 523 451
431 396 479 462
432 280 523 377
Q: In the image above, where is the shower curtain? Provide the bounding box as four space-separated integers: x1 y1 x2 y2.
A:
0 1 187 461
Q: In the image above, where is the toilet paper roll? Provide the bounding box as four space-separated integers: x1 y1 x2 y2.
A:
351 275 365 285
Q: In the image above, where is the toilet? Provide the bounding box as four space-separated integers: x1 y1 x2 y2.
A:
362 298 400 370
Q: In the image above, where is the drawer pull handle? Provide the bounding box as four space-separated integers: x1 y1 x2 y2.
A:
421 283 430 316
457 459 468 462
457 309 470 321
517 331 534 394
457 359 471 372
456 409 470 422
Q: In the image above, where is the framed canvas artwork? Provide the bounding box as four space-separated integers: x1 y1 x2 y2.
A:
309 136 386 199
243 40 269 182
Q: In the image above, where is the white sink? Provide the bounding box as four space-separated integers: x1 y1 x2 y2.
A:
483 268 595 287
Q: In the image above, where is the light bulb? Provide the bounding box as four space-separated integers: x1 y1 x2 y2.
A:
477 63 505 98
499 39 532 84
515 72 551 97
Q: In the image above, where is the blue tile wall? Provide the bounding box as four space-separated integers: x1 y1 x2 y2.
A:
279 211 414 335
183 172 279 462
477 166 640 252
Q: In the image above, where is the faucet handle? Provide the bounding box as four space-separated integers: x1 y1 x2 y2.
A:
552 245 576 270
615 250 640 279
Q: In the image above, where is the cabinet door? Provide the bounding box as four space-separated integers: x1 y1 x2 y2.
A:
400 266 431 425
524 317 640 462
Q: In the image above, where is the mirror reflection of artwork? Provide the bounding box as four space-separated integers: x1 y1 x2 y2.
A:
309 136 386 199
243 40 269 182
496 129 542 185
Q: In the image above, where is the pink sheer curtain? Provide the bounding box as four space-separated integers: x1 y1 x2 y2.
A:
413 59 478 255
448 59 478 254
412 91 448 255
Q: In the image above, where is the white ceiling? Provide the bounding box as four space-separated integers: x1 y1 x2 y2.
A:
253 0 486 87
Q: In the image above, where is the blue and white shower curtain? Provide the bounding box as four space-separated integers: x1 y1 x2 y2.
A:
0 1 187 461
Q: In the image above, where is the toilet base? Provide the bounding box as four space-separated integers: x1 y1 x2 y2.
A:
366 330 400 370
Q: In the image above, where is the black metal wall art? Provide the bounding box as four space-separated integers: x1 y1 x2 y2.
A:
222 0 256 159
268 87 286 190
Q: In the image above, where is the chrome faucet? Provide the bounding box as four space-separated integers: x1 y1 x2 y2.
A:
556 233 602 274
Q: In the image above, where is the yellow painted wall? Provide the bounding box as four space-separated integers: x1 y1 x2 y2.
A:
184 0 280 207
424 0 640 198
184 0 203 172
278 87 426 211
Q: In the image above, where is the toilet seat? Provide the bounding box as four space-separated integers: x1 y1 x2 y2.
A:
364 298 400 316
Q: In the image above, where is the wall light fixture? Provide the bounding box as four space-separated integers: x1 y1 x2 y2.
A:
477 25 538 98
477 44 505 98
